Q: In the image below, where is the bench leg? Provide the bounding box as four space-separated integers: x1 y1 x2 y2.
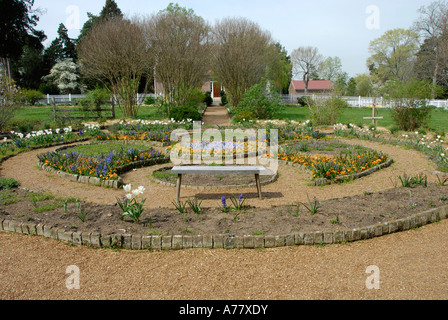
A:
176 174 183 203
255 174 263 200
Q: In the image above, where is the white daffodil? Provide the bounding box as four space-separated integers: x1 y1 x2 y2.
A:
126 193 133 200
123 184 132 193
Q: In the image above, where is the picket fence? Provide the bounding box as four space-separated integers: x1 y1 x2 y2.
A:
37 93 448 110
283 94 448 110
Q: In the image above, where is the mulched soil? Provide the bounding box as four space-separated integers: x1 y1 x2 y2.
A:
1 184 446 237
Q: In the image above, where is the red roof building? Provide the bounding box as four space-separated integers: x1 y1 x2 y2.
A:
289 80 334 95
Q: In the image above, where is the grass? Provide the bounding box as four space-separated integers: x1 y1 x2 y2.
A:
278 105 448 132
0 190 21 206
0 177 20 190
64 142 143 157
153 169 178 182
12 105 164 126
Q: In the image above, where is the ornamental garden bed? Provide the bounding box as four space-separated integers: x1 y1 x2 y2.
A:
1 122 447 250
37 142 169 189
0 183 447 249
277 139 391 184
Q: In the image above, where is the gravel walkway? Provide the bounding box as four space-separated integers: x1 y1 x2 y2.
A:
1 219 447 300
202 105 231 127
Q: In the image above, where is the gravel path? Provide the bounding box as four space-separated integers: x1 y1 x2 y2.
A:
1 220 447 300
202 105 231 127
1 132 448 300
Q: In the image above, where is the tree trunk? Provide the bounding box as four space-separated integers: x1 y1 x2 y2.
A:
303 73 309 95
0 57 12 79
432 47 440 99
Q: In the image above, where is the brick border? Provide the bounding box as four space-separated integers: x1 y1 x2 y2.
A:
2 206 446 250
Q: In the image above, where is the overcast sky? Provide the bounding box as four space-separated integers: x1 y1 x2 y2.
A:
32 0 436 78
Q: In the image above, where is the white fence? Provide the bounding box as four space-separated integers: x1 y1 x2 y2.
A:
38 93 156 105
38 93 448 110
284 94 448 110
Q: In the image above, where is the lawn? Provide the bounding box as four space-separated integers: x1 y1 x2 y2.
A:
11 105 164 129
278 105 448 133
10 104 448 135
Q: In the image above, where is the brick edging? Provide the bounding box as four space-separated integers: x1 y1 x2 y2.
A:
2 205 446 250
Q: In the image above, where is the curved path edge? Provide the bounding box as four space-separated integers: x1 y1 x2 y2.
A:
1 204 446 251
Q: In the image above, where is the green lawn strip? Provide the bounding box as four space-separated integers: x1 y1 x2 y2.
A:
277 106 448 132
12 105 164 126
63 142 145 157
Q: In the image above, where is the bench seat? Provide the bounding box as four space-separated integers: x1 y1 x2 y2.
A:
172 166 267 202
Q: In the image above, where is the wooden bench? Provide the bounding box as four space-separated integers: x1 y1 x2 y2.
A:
172 166 267 202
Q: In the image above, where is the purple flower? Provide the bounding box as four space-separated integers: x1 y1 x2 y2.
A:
221 196 227 208
239 194 243 203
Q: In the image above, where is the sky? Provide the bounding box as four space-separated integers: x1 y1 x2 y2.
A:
32 0 437 78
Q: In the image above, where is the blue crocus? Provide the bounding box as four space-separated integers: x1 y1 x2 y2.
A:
239 194 244 203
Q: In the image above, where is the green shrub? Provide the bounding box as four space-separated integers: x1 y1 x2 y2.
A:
391 99 431 132
169 106 202 122
38 83 59 95
232 79 283 120
203 92 213 106
185 88 206 108
233 111 256 123
0 177 20 190
77 87 110 116
145 96 156 105
21 89 44 105
221 94 228 106
307 94 347 126
297 97 308 107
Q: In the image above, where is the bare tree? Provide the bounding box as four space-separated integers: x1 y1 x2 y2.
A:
77 18 150 117
413 1 448 97
291 46 323 95
211 17 273 106
141 4 211 110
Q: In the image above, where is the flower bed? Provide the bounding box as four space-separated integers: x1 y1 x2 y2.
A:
95 131 172 146
0 124 102 158
279 151 390 181
334 123 448 172
37 143 168 184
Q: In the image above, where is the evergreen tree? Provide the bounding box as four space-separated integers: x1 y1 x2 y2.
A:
0 0 46 79
44 23 77 64
12 45 46 89
77 0 123 44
